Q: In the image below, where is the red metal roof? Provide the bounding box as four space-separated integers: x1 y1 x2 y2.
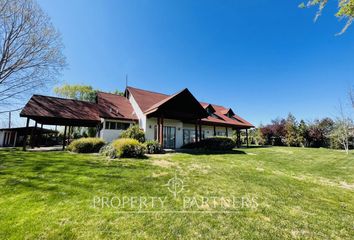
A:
20 95 101 122
127 86 254 128
96 92 138 121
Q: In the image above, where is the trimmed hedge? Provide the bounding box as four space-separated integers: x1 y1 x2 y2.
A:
112 138 146 158
67 137 105 153
99 144 117 159
120 125 145 143
144 140 163 154
182 137 236 151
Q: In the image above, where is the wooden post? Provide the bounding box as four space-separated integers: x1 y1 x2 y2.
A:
225 127 228 137
62 126 67 150
236 129 241 148
30 121 37 149
23 118 30 151
246 129 249 148
157 118 160 142
159 118 164 147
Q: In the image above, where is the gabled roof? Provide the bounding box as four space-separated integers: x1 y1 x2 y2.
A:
127 86 254 128
96 92 138 121
126 86 168 112
143 88 209 120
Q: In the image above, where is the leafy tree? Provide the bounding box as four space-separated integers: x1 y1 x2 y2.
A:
54 84 97 102
285 113 301 147
308 118 334 147
300 0 354 35
0 0 66 108
331 117 353 154
111 90 124 96
298 120 310 147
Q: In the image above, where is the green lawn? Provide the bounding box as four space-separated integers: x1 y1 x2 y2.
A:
0 147 353 239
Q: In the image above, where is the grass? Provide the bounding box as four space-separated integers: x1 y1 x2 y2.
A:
0 147 353 239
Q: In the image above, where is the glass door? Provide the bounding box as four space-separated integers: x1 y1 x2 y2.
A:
163 126 176 149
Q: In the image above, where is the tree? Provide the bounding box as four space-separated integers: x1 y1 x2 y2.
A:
54 84 97 102
300 0 354 35
0 0 66 108
298 120 310 147
331 117 353 154
308 118 334 147
285 113 301 147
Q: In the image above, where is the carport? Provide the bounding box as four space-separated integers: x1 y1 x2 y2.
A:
20 95 102 151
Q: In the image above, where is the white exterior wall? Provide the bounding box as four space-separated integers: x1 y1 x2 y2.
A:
0 131 4 147
145 118 184 148
99 119 134 143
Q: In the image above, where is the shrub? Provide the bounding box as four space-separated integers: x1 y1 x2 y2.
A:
144 140 163 154
67 137 105 153
112 138 146 158
182 137 236 151
99 144 117 159
120 125 145 143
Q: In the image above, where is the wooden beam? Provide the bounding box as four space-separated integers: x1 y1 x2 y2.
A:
62 126 67 150
159 118 164 147
225 127 228 137
30 122 37 149
22 118 30 151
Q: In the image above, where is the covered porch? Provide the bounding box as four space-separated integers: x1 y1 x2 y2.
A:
20 95 102 151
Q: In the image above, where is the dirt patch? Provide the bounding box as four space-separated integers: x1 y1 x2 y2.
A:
151 160 177 168
151 172 169 178
188 163 211 174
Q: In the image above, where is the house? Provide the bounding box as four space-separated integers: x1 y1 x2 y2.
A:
20 86 254 149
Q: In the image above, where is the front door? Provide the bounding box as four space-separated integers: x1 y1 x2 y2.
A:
163 126 176 149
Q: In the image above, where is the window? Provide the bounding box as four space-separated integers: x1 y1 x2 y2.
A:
110 122 116 130
183 129 205 145
105 121 130 130
217 131 226 136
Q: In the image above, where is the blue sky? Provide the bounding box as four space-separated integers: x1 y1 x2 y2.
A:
35 0 354 126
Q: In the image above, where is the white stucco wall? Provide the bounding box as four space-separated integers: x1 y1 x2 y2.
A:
99 119 134 143
128 93 146 130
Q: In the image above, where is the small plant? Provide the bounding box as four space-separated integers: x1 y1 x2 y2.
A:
144 140 163 154
112 138 146 158
99 144 117 159
120 125 145 143
182 137 236 151
67 137 105 153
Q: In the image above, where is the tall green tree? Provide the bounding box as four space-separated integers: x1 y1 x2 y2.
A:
300 0 354 34
285 113 301 147
54 84 97 102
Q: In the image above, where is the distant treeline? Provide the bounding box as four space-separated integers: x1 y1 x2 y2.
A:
241 114 353 150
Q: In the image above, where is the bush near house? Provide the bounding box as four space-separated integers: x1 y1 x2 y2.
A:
112 138 146 158
144 140 163 154
120 125 145 143
99 144 117 159
182 137 236 151
67 137 105 153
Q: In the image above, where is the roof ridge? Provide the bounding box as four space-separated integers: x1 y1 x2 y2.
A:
127 86 170 97
97 91 127 98
32 94 97 104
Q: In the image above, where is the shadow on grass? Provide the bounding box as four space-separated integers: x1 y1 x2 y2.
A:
176 149 246 155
